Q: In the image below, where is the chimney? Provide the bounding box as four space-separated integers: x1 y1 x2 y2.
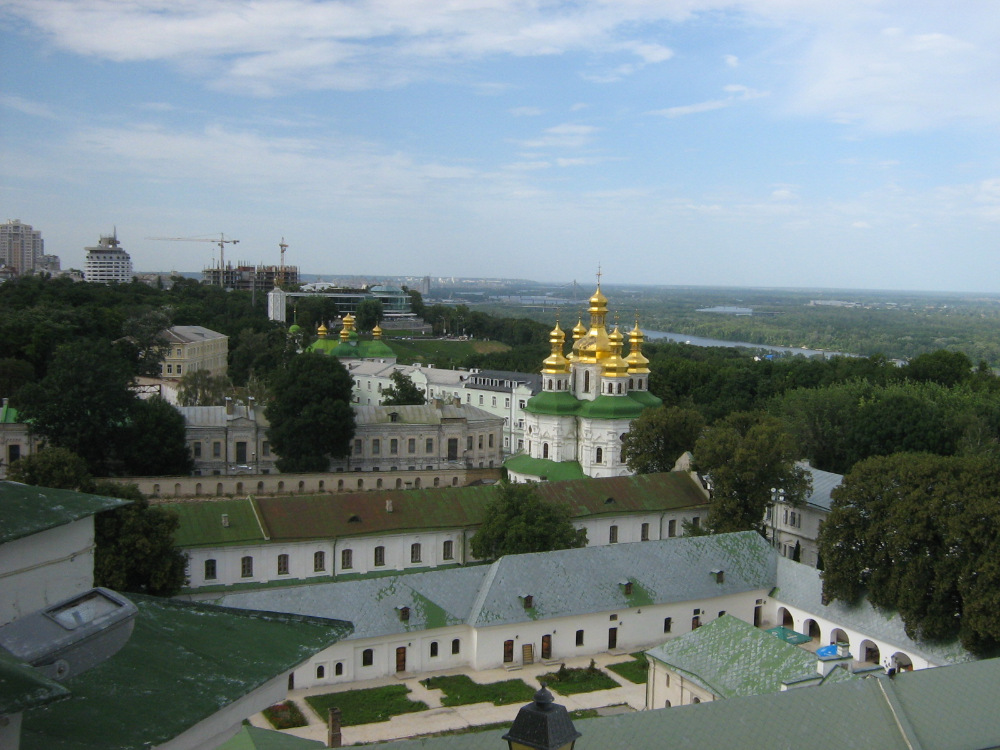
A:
453 396 461 407
327 707 342 748
386 499 393 513
225 397 233 416
221 513 229 527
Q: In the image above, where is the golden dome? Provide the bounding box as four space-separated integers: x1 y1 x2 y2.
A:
542 321 569 375
317 324 329 338
572 318 587 338
572 285 612 363
602 325 629 377
626 318 650 374
372 324 383 339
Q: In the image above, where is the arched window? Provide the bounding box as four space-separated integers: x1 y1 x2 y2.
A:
430 641 439 657
316 665 326 679
240 556 253 578
362 649 374 667
584 370 590 393
452 639 460 655
595 447 603 464
543 442 549 459
277 554 289 575
335 662 343 676
547 379 553 390
374 546 385 566
341 549 353 570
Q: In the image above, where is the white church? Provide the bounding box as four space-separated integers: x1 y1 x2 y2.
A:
505 282 661 482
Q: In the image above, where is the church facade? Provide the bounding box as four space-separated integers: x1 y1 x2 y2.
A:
506 284 661 481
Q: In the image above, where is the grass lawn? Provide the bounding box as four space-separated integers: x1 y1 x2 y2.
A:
538 662 620 696
607 653 649 684
305 685 428 726
262 700 308 729
420 674 536 706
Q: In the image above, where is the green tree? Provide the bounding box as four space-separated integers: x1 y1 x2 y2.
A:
265 353 356 473
7 446 92 489
622 405 705 474
693 412 810 534
381 370 426 406
121 397 193 476
92 485 188 596
904 349 972 387
0 358 35 400
354 299 385 332
15 340 137 475
177 368 232 406
470 481 587 560
818 452 1000 652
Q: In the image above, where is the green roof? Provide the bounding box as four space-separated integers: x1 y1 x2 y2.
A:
21 596 352 750
645 615 845 698
216 725 325 750
0 401 21 424
0 649 70 715
0 481 130 544
503 454 587 481
627 390 663 408
167 472 709 547
525 391 661 418
577 395 645 419
524 390 582 415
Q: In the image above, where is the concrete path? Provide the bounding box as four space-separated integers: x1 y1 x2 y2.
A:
250 652 647 746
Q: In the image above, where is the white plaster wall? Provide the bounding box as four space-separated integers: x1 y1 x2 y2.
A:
0 520 94 626
578 417 632 479
647 660 716 709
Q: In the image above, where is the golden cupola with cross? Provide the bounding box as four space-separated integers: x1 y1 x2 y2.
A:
571 284 613 364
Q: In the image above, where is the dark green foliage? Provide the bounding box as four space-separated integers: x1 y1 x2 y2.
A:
354 298 384 332
93 489 188 596
15 341 139 475
262 701 307 729
693 412 810 534
622 405 705 474
381 370 426 406
904 349 973 387
7 446 92 489
177 369 233 406
265 353 356 473
228 325 296 387
818 453 1000 654
121 397 193 476
0 358 35 399
470 481 587 560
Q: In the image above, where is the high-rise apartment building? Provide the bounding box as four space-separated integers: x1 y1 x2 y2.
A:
0 220 44 276
84 230 133 284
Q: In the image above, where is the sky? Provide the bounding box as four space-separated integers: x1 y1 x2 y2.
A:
2 1 999 292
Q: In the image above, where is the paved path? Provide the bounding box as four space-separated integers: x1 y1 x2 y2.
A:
250 652 647 745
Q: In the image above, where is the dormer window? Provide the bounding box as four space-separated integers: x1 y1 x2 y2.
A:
399 606 410 621
711 569 724 584
522 595 533 609
623 581 633 595
389 412 399 423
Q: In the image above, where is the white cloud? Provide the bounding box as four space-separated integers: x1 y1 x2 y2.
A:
509 106 543 117
516 123 600 149
649 85 769 118
0 95 57 119
724 54 739 68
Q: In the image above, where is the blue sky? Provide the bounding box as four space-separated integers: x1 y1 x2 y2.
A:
2 0 999 292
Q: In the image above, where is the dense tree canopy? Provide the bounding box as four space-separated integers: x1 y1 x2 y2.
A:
354 299 384 332
819 453 1000 654
381 370 426 406
177 368 233 406
622 405 705 474
264 353 356 473
470 481 587 560
693 412 810 534
7 447 187 596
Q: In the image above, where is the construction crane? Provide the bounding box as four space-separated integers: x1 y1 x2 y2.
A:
279 237 288 270
146 234 240 285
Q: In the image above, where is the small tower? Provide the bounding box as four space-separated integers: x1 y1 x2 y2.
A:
541 321 570 393
601 321 630 397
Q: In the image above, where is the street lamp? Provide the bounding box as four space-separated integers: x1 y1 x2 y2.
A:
502 687 581 750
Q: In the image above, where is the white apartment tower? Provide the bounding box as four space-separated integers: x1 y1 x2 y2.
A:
84 230 134 284
0 220 44 276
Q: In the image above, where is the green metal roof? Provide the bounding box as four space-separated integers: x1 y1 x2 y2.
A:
0 649 70 715
503 454 587 481
216 725 325 750
645 615 841 698
576 395 646 419
21 595 352 750
524 390 582 415
525 391 661 418
0 481 130 544
0 401 21 424
167 472 709 547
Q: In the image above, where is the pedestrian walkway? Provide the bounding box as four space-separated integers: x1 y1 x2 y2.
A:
250 651 647 745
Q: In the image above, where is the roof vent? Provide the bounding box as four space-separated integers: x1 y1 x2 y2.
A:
221 513 229 528
348 515 361 523
604 497 615 505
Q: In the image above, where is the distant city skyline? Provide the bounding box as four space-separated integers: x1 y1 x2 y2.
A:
2 1 999 293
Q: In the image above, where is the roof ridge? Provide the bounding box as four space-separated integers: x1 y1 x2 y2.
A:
465 557 504 626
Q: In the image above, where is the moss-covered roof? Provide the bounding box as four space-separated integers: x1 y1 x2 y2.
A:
21 596 352 750
0 649 70 715
168 472 709 548
217 725 325 750
645 615 844 698
0 481 130 544
503 454 587 481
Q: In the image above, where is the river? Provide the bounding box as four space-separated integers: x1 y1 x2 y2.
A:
642 330 851 358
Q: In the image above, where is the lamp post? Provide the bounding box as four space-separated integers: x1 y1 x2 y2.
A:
502 687 581 750
769 487 784 549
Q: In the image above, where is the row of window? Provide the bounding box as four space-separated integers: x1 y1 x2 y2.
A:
192 440 270 461
357 638 461 668
208 541 459 580
355 437 435 456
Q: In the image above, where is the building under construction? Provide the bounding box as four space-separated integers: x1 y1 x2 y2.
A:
202 262 299 292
